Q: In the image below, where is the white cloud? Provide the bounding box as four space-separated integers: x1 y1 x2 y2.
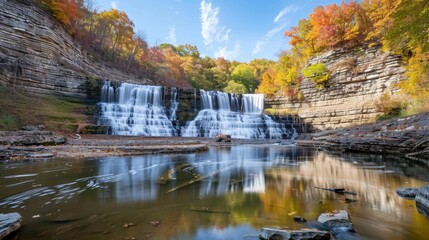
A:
167 26 177 45
215 41 240 60
274 5 299 23
111 1 117 9
200 0 231 46
252 41 264 55
252 22 289 54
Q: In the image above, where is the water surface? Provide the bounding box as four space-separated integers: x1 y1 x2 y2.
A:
0 145 428 239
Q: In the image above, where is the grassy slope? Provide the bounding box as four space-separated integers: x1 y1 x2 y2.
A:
0 86 93 132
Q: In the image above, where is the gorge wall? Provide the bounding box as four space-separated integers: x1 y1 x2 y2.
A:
265 45 406 130
0 0 407 132
0 0 151 102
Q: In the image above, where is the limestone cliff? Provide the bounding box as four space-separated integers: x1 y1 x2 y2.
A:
0 0 152 102
265 45 405 130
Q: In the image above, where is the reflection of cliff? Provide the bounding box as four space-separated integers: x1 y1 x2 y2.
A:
92 146 428 239
263 152 424 218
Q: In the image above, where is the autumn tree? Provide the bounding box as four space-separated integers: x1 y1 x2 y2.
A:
256 68 278 97
40 0 82 32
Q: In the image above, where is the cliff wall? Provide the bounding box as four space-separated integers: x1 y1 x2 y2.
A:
0 0 151 102
265 45 405 130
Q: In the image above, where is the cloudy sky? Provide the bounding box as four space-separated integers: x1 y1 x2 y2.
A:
95 0 343 62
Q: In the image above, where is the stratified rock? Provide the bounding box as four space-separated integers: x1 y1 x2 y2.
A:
396 187 419 199
415 185 429 214
259 228 331 240
21 125 46 131
259 228 290 240
0 131 66 146
0 212 22 239
317 210 354 232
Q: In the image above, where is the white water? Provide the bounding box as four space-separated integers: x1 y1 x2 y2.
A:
169 87 179 122
181 90 292 139
97 82 295 139
97 82 177 136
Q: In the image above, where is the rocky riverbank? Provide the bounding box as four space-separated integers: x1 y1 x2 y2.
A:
0 127 211 160
298 112 429 159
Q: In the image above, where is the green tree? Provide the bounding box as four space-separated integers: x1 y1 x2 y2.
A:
302 63 331 89
223 81 247 94
230 64 257 93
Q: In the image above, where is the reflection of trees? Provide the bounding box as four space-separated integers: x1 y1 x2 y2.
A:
260 151 428 240
95 147 429 239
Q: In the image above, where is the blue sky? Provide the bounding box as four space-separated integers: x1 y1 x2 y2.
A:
94 0 344 62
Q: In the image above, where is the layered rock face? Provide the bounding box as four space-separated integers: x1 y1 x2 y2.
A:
0 0 151 102
265 45 405 130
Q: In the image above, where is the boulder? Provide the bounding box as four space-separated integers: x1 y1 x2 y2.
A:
396 187 419 199
415 185 429 213
0 212 22 239
317 210 354 232
215 134 232 143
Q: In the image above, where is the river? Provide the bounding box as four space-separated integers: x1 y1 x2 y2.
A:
1 145 428 239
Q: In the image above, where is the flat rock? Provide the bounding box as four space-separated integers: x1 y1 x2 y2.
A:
318 210 354 232
0 212 22 239
290 229 330 240
259 228 290 240
396 187 419 199
259 227 330 240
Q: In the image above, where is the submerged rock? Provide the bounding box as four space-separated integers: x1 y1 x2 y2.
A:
317 210 354 232
259 227 330 240
290 229 330 240
396 187 419 199
0 212 22 239
293 216 307 223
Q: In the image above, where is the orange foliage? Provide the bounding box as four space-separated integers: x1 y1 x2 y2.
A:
41 0 82 32
308 1 363 49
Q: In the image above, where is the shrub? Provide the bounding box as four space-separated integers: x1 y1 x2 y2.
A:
0 115 18 130
302 63 331 89
374 93 406 120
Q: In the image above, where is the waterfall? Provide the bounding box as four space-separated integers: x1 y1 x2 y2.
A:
97 81 296 139
97 81 177 136
181 90 292 139
242 94 264 114
169 87 179 121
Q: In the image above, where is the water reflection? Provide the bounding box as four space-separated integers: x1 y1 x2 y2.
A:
96 146 304 202
0 146 428 240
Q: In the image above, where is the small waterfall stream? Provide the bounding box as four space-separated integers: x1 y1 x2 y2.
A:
97 81 295 139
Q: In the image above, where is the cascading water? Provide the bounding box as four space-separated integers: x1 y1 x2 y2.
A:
169 87 179 122
97 81 296 139
181 90 292 139
97 81 177 136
